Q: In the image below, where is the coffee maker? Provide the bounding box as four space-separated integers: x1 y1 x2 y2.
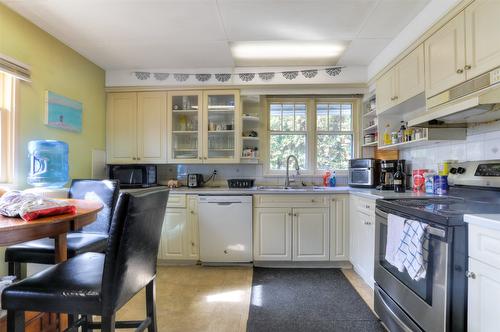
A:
377 160 405 190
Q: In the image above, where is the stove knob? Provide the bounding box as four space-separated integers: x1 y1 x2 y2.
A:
457 167 466 174
449 167 458 174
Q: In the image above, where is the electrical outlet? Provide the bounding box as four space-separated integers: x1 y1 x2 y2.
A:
491 68 500 84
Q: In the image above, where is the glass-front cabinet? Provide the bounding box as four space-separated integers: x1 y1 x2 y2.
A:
167 90 240 163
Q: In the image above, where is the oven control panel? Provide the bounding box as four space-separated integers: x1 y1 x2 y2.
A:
448 160 500 187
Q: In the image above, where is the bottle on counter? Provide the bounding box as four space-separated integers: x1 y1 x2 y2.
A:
394 161 406 193
329 171 336 187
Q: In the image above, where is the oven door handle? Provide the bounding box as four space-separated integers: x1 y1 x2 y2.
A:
376 208 446 239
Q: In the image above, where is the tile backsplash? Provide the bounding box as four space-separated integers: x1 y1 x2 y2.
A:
400 122 500 171
157 164 348 187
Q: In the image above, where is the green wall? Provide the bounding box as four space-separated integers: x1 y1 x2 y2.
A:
0 3 106 188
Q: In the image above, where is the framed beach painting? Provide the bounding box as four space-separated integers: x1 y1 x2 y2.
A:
45 91 82 132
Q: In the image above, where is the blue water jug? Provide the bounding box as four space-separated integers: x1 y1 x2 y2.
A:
27 140 69 188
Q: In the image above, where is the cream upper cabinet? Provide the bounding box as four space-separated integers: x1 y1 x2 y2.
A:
395 44 425 103
137 92 167 163
167 91 203 163
376 70 396 114
376 45 424 114
424 12 466 98
465 0 500 80
106 92 137 163
292 207 329 261
167 90 240 164
107 91 167 164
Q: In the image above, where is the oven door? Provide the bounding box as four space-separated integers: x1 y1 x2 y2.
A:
348 169 372 186
374 207 449 332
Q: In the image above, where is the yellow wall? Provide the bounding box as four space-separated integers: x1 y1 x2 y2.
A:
0 3 106 188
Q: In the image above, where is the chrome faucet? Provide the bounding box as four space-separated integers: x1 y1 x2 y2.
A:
285 155 300 188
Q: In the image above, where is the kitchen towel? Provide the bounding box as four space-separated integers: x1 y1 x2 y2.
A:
396 219 429 281
385 213 406 271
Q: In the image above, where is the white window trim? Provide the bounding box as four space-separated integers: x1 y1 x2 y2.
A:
0 73 17 184
263 96 360 177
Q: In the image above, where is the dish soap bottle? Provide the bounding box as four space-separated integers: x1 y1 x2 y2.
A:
383 124 391 145
329 171 336 187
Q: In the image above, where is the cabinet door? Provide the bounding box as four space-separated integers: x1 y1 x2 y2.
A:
160 208 187 259
167 91 203 163
330 195 349 261
253 208 292 261
465 0 500 80
106 92 137 163
292 208 330 261
425 12 466 98
376 70 396 114
349 197 361 267
359 211 375 288
203 90 240 163
137 92 167 163
395 44 425 104
186 196 199 259
468 258 500 332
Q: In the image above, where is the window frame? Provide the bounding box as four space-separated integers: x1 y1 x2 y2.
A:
263 96 360 177
0 72 17 184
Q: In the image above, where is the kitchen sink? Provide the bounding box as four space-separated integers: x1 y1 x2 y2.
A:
257 185 317 191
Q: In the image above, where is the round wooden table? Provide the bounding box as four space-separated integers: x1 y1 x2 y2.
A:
0 199 103 331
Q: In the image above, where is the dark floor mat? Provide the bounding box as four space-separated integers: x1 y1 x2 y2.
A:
247 268 385 332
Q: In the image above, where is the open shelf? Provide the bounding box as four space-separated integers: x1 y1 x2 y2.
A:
363 124 378 133
242 115 259 122
242 136 259 140
363 109 377 118
362 141 378 147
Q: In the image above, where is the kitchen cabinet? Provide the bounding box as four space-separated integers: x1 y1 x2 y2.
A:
167 90 240 164
292 208 330 261
349 195 375 288
376 45 424 114
158 194 199 261
424 12 466 98
465 0 500 80
253 207 292 261
107 92 167 164
330 195 349 261
467 222 500 332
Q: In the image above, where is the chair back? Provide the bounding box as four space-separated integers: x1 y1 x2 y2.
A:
100 188 168 314
69 179 120 234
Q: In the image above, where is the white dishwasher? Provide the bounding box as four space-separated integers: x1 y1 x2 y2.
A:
198 195 252 263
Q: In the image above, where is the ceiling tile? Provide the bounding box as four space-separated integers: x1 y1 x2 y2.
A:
217 0 378 41
357 0 431 38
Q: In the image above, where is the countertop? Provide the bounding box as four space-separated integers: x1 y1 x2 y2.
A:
155 186 434 200
464 214 500 231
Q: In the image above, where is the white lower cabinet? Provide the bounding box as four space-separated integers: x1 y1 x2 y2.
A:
253 208 292 261
349 195 375 288
467 258 500 332
293 208 330 261
253 194 348 262
159 195 199 261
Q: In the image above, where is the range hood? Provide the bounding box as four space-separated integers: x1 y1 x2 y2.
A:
409 67 500 127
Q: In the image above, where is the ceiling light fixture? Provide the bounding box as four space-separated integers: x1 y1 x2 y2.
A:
230 41 345 60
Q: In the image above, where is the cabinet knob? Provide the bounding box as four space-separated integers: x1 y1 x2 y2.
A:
288 212 292 216
199 157 202 160
204 157 207 160
464 65 472 70
311 199 316 203
191 242 195 247
365 204 370 209
466 271 476 279
137 157 141 160
190 210 194 214
224 250 228 254
456 68 464 74
294 213 298 217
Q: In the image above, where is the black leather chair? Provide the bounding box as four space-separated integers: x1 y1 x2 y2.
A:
5 179 120 279
2 188 169 332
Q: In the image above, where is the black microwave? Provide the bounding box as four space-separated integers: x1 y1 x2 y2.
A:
108 165 157 189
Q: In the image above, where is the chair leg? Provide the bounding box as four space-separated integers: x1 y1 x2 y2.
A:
146 279 157 332
7 310 24 332
82 315 93 332
8 262 21 280
101 314 115 332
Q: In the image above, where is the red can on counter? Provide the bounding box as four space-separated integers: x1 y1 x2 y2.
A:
412 169 428 192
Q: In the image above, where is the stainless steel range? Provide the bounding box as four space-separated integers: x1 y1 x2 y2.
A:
374 160 500 332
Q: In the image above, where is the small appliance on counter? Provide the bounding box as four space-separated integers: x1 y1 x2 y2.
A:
109 164 157 189
348 158 380 188
377 160 397 190
187 173 204 188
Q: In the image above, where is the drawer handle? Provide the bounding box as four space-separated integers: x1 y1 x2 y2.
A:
464 65 472 70
456 68 464 74
365 204 371 209
466 271 476 279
